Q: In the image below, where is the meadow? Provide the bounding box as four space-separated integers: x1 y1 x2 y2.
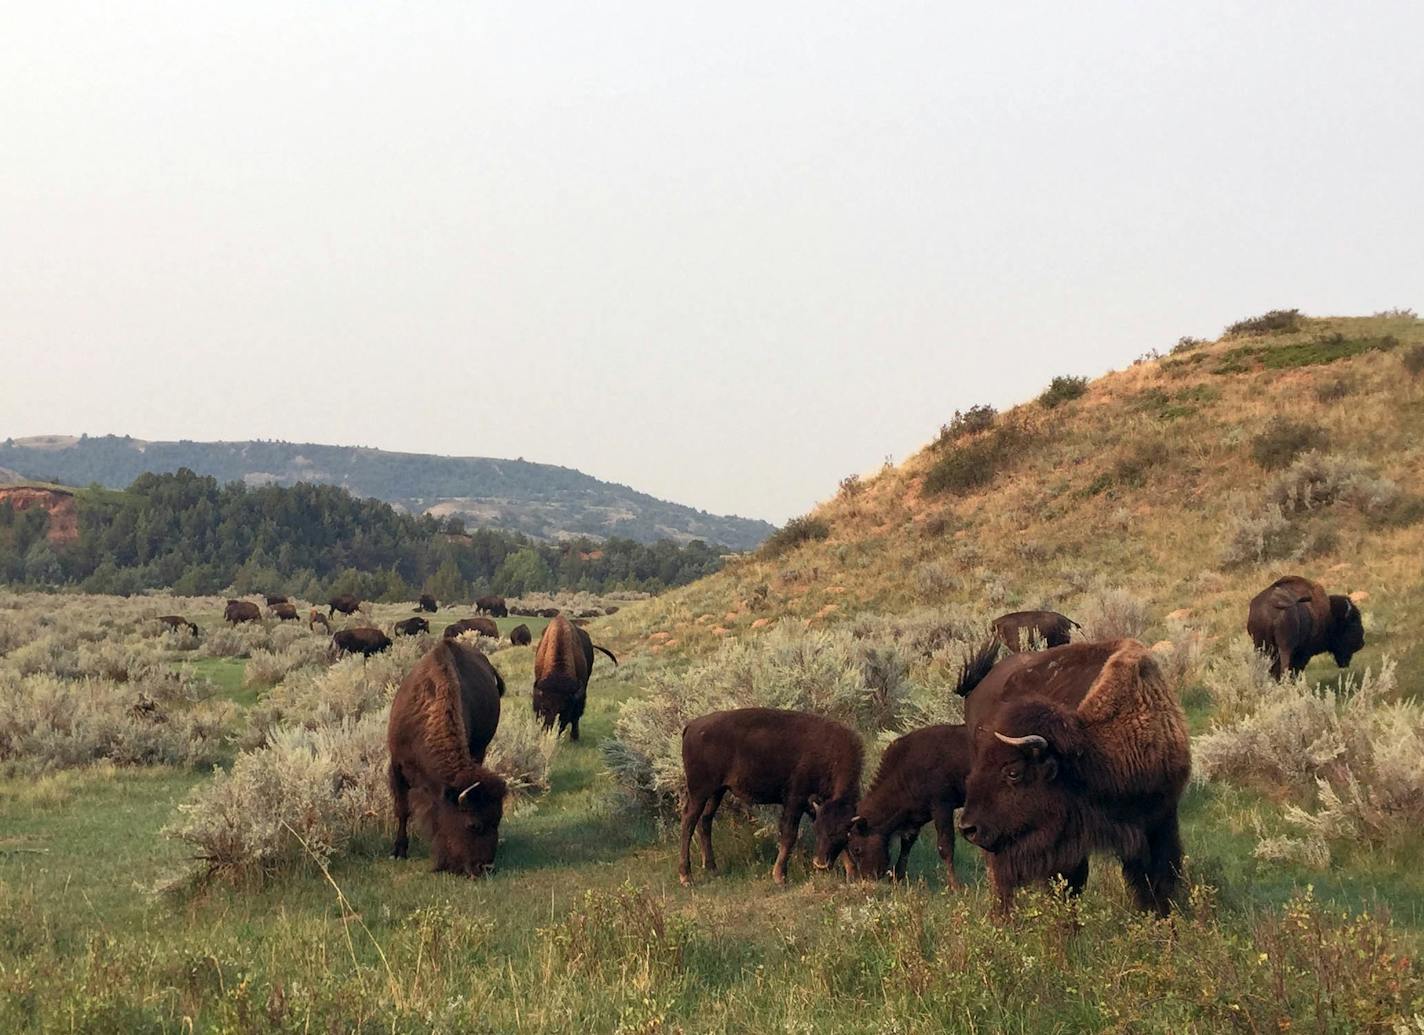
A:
4 312 1424 1032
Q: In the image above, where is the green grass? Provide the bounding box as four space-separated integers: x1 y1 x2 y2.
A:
185 656 256 705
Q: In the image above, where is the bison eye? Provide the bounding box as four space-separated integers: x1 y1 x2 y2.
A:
1004 766 1023 785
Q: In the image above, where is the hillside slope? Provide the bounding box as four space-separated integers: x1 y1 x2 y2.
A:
0 436 773 549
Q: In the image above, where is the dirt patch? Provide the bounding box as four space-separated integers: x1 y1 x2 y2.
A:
0 486 79 544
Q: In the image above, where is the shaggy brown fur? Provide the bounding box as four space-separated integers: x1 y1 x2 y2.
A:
309 609 331 633
509 623 532 646
445 617 499 640
270 602 299 621
845 724 970 886
331 627 392 657
265 594 289 606
416 594 438 613
1246 574 1364 678
958 639 1190 916
224 600 261 624
679 707 863 886
328 595 362 617
394 616 429 636
991 610 1080 652
531 615 617 740
156 615 199 637
475 595 508 618
387 641 507 876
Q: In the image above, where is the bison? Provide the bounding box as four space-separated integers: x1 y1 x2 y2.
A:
224 600 261 625
475 595 509 618
270 602 299 621
539 608 560 619
416 594 439 613
844 724 971 886
509 623 532 646
265 594 289 606
531 614 617 740
309 609 331 633
991 610 1080 652
332 627 393 657
156 615 200 637
395 616 430 637
679 707 862 886
1247 575 1365 679
955 638 1190 917
387 640 508 877
328 595 362 617
444 617 499 640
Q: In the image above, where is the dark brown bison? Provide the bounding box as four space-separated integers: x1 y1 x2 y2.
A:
156 615 200 637
265 594 289 606
224 600 261 624
991 610 1080 652
387 640 508 877
956 639 1190 917
270 602 299 621
509 623 532 646
309 609 331 633
332 627 393 657
444 617 499 640
395 616 430 636
679 707 862 886
1247 575 1365 679
531 614 617 740
416 594 438 613
539 607 560 619
844 724 970 886
475 595 508 618
604 606 619 615
328 595 362 617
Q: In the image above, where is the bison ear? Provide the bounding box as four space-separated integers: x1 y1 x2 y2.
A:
807 796 823 815
1038 757 1059 783
850 816 869 836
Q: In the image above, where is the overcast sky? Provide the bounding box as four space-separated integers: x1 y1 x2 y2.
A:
2 3 1420 523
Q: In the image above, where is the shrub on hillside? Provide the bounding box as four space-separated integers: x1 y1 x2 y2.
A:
1403 344 1424 377
935 404 997 446
1077 585 1150 642
1268 452 1399 515
1171 336 1206 354
1250 421 1327 471
760 516 831 559
922 419 1034 496
1218 503 1300 567
1037 375 1088 409
1225 308 1301 337
1313 376 1354 403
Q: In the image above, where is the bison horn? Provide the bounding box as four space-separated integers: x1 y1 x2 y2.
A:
457 781 481 805
994 731 1048 752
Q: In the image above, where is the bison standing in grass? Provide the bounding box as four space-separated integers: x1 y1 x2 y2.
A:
509 623 532 646
332 627 392 657
395 616 429 636
328 595 362 617
387 640 508 877
531 614 617 740
309 609 331 633
991 610 1080 652
475 595 508 618
1247 574 1364 679
224 600 261 625
444 617 499 640
416 594 439 613
956 638 1190 917
679 707 862 886
265 594 289 606
156 615 200 637
270 602 299 621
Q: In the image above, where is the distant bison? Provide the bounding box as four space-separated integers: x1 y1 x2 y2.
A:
532 614 617 740
539 608 560 619
416 594 438 613
395 616 430 636
309 609 331 633
156 615 199 637
1247 575 1365 679
679 707 862 886
387 640 508 877
845 724 971 886
270 602 299 621
957 639 1191 917
475 595 508 618
604 606 619 615
328 595 362 617
332 627 393 657
444 617 499 640
265 594 289 606
224 600 261 625
509 623 532 646
991 610 1080 652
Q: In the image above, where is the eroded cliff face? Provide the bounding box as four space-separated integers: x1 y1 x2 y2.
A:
0 487 79 544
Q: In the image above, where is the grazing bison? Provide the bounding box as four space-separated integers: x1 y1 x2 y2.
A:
332 627 393 657
531 614 618 740
328 595 362 617
475 595 508 618
1247 575 1365 679
156 615 200 637
509 623 532 646
539 608 560 619
395 616 430 637
991 610 1080 652
679 707 862 886
956 639 1190 917
844 724 971 886
270 602 299 621
604 606 619 615
224 600 261 625
416 594 438 613
309 609 331 633
444 617 499 640
387 640 508 877
265 594 289 606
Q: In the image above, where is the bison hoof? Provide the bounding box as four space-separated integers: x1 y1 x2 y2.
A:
772 870 787 886
679 873 693 887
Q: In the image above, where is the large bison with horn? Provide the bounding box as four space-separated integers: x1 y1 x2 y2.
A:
532 614 617 740
387 640 508 877
1246 574 1364 679
955 638 1190 917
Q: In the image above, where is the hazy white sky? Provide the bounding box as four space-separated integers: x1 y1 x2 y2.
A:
2 2 1420 523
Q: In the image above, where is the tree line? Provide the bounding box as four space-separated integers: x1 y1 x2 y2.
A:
0 469 728 599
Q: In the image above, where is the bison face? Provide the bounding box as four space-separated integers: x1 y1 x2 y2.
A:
958 732 1067 855
845 817 892 880
1327 595 1365 668
810 795 858 870
434 779 506 877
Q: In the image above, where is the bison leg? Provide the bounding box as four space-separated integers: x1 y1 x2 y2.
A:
893 828 920 881
389 762 412 859
771 803 804 885
1059 857 1089 897
678 791 710 886
931 803 960 889
1122 813 1181 916
697 787 726 874
986 855 1015 918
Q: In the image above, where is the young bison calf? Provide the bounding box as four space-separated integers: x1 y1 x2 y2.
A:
844 724 971 886
678 707 862 886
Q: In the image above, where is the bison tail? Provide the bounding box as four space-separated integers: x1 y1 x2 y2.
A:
955 637 1001 698
1067 617 1082 629
593 644 619 667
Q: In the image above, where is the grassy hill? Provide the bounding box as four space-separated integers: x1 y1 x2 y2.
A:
0 436 774 549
